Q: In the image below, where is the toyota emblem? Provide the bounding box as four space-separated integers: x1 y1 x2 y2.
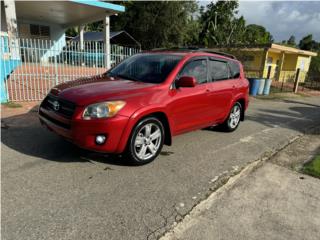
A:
52 101 60 111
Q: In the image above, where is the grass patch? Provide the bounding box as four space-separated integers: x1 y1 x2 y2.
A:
270 86 284 94
1 102 22 108
302 155 320 178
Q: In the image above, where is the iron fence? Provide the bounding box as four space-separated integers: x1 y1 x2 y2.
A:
301 74 320 92
271 70 298 93
271 69 320 94
1 37 140 101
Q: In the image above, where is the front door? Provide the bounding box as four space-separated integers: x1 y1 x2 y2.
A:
167 58 213 134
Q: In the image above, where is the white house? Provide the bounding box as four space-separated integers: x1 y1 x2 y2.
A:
1 0 125 102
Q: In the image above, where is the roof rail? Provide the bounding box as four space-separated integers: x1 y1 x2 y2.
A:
151 47 237 59
198 49 237 59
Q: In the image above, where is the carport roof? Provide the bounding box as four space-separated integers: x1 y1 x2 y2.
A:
15 0 125 28
71 31 141 48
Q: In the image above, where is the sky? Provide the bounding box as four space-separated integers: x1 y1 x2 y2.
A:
199 1 320 42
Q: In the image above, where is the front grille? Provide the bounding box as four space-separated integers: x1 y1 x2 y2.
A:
41 94 76 119
39 111 71 129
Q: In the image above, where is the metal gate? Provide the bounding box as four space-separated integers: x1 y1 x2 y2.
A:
1 37 140 102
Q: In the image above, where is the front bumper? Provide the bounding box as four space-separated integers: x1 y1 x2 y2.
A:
39 106 130 153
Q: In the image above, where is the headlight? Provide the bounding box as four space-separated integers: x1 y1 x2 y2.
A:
83 101 126 120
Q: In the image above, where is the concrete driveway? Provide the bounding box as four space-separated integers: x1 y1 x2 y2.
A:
2 96 320 240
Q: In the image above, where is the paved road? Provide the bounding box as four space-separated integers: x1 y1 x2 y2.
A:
162 131 320 240
2 97 320 240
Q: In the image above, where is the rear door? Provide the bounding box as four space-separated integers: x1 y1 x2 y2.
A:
207 58 238 122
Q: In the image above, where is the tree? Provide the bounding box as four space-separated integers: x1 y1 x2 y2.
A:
110 1 199 49
199 0 244 46
244 24 273 45
298 35 320 76
182 15 201 46
309 54 320 76
66 27 78 38
299 34 317 50
287 35 296 46
199 1 272 47
66 22 104 38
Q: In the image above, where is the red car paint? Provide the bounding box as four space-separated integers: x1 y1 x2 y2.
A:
39 51 249 153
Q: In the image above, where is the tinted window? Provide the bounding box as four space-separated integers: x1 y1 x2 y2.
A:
180 59 207 84
107 54 182 84
209 60 230 81
229 61 240 78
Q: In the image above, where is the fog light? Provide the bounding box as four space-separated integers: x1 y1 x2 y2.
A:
95 135 106 145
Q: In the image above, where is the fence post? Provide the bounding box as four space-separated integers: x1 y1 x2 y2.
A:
103 15 111 69
293 68 300 93
53 41 58 85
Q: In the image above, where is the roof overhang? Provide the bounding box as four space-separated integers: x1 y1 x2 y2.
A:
212 43 317 57
269 44 317 56
15 0 125 28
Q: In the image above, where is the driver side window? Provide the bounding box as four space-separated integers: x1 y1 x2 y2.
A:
179 59 208 84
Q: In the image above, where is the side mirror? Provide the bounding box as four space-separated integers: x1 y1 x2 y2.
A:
233 73 240 79
176 76 197 88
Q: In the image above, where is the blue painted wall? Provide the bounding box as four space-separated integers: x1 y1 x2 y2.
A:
1 35 21 103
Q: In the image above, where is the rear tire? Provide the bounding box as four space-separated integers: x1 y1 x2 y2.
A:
221 102 242 132
125 117 164 165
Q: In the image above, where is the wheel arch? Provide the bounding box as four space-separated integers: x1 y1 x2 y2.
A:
116 108 172 153
149 112 172 146
236 98 246 121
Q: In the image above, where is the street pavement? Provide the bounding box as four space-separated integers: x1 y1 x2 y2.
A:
161 161 320 240
2 96 320 240
162 130 320 240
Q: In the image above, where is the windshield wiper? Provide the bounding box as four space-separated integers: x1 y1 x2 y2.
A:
115 74 140 82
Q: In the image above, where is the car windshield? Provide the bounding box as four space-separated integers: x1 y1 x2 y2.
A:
106 53 183 83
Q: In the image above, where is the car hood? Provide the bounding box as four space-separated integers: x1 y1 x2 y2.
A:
50 75 158 106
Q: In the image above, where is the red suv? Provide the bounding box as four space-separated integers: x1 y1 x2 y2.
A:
39 49 249 164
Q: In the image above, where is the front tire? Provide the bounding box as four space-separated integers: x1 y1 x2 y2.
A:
221 102 242 132
125 117 164 165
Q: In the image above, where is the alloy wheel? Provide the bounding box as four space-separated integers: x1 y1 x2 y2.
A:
133 123 162 161
228 104 241 129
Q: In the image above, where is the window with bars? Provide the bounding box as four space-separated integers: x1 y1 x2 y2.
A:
30 24 50 38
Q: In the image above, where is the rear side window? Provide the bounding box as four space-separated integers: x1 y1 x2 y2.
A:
228 61 241 79
180 59 208 84
209 60 230 81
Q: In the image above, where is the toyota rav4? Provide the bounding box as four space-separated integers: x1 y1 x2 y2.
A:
39 49 249 165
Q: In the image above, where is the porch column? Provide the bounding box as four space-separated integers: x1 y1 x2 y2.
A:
3 0 20 60
260 48 268 78
79 25 85 51
103 15 111 69
276 51 285 81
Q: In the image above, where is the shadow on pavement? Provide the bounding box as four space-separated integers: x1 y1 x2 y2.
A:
282 99 320 108
1 105 130 166
1 99 320 165
204 99 320 135
246 102 320 135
